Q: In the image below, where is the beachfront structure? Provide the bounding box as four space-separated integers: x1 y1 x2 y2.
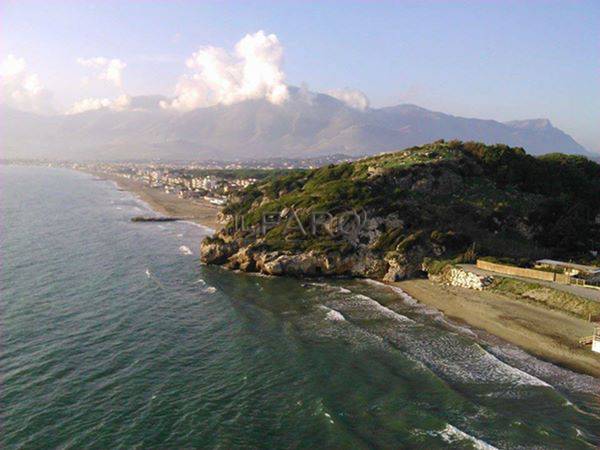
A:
535 260 600 279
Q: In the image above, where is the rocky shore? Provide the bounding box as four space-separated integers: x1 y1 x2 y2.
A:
200 212 429 281
200 141 600 283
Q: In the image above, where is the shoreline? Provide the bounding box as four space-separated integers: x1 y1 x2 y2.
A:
86 168 600 378
90 171 222 231
394 278 600 379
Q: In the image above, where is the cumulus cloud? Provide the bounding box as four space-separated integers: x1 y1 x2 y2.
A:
327 88 370 111
77 57 126 87
162 30 289 111
66 94 131 115
112 94 132 110
0 54 53 113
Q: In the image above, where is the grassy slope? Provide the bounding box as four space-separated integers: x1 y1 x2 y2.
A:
491 277 600 319
220 140 600 263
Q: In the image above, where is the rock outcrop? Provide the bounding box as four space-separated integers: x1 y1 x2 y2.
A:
200 141 600 280
444 267 493 290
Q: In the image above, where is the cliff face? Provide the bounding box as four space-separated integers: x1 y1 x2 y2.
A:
201 141 600 280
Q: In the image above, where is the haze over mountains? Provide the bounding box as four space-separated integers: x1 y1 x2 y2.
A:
1 87 589 161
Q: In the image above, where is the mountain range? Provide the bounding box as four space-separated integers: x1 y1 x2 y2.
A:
1 87 590 160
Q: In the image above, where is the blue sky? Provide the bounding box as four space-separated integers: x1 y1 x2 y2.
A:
1 0 599 152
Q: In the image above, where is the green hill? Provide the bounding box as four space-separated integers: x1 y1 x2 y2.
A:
201 141 600 280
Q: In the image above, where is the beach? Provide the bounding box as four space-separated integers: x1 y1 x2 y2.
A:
6 166 599 448
97 171 600 378
95 173 222 230
397 278 600 378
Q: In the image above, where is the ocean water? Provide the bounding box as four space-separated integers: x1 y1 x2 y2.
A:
2 165 600 449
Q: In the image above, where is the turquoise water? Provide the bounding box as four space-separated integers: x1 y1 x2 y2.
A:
1 165 600 449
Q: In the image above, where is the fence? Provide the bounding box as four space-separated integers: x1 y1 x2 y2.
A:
574 278 600 291
476 260 571 284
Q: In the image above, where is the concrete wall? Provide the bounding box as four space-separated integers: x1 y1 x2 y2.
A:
592 328 600 354
476 260 570 284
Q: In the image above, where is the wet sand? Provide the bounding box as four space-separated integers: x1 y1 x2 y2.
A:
396 279 600 378
97 173 222 231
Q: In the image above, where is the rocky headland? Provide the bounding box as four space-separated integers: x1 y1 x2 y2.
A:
201 140 600 281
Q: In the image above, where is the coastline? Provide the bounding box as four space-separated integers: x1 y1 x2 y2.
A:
91 172 222 231
394 278 600 378
87 169 600 378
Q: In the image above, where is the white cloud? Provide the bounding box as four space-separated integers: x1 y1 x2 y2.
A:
77 56 126 87
66 97 111 114
112 94 132 110
162 30 289 111
66 94 131 115
327 88 370 111
0 54 53 113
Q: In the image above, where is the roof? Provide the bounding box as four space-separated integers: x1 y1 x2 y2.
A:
536 259 600 274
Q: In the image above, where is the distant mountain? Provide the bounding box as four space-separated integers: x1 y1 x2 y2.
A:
1 88 590 160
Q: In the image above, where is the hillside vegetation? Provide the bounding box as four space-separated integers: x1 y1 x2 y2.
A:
201 141 600 280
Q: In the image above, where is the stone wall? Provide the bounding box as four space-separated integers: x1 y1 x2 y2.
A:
476 260 570 284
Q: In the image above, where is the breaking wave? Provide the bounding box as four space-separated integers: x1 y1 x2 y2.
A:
179 245 193 255
439 424 498 449
319 305 346 322
304 280 553 389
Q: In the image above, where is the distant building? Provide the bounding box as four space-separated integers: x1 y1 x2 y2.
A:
204 195 226 205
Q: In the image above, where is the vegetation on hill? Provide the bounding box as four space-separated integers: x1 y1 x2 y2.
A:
491 278 600 319
202 141 600 279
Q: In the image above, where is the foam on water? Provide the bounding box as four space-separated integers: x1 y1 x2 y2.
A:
365 280 420 305
350 294 415 323
487 343 600 396
439 424 499 450
307 282 351 294
319 305 346 322
244 271 275 278
365 280 477 336
180 220 215 234
179 245 193 255
311 283 553 389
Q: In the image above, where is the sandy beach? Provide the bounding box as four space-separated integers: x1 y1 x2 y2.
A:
96 173 222 231
396 278 600 378
92 171 600 377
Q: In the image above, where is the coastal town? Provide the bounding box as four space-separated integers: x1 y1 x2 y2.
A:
87 164 256 206
3 154 356 207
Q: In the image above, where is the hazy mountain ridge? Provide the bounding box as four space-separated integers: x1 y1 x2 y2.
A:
1 88 589 160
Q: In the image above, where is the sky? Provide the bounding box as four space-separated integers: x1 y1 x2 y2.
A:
1 0 599 152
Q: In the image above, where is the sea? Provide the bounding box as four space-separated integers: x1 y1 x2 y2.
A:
2 165 600 449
